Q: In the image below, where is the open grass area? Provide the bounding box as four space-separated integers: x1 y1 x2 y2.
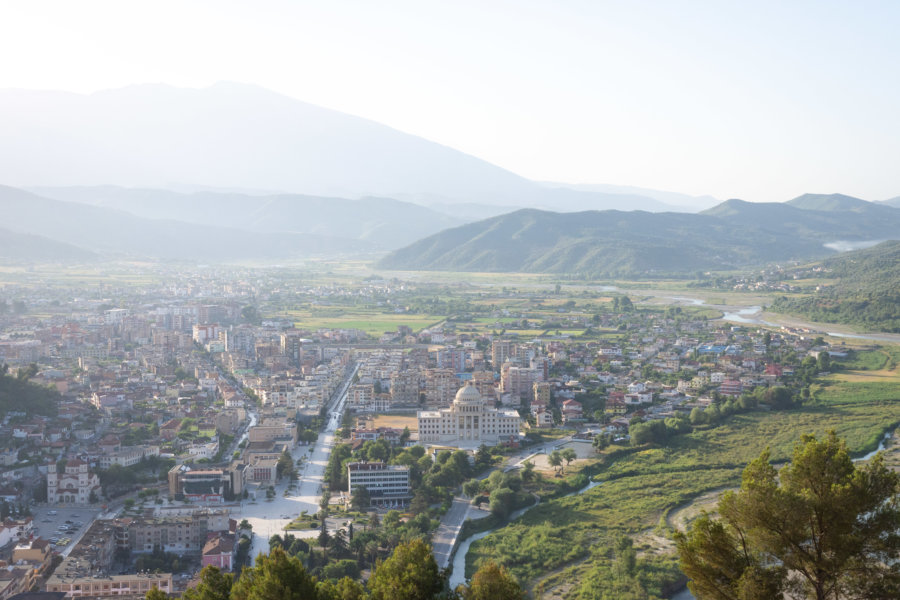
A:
0 263 164 287
275 309 444 336
468 468 741 598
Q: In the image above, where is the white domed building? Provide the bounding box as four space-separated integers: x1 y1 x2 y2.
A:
417 381 521 446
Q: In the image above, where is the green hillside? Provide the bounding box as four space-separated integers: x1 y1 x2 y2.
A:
0 365 60 417
379 198 900 277
786 193 877 212
771 240 900 332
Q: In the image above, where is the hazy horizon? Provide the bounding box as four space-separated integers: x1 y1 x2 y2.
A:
3 1 900 203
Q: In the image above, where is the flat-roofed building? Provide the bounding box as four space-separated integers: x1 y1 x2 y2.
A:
168 465 228 502
347 462 411 508
46 572 173 598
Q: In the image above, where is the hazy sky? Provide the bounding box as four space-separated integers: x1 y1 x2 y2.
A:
2 1 899 202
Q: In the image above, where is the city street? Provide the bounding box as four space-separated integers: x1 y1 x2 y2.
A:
241 363 358 563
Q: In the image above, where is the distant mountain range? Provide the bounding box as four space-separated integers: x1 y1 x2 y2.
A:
0 185 374 261
29 186 463 250
379 194 900 277
0 83 710 213
2 185 898 269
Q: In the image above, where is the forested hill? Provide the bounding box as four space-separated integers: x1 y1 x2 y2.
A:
0 364 60 417
378 197 900 277
771 240 900 332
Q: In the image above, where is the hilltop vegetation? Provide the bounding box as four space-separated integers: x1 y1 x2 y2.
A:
0 364 60 417
771 240 900 332
379 197 900 277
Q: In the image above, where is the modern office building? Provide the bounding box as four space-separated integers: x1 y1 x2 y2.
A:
347 462 411 508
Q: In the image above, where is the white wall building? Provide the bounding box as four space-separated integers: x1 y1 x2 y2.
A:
418 382 521 445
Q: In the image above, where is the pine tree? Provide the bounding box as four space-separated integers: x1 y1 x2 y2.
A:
231 546 318 600
181 565 233 600
676 431 900 600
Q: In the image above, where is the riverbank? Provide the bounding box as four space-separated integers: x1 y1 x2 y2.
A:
448 478 603 589
628 286 900 344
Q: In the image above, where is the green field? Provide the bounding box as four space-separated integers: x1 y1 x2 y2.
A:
275 309 444 336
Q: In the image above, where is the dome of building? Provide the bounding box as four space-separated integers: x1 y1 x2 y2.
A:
454 381 482 405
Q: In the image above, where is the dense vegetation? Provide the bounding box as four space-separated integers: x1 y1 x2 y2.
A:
324 440 494 513
771 240 900 332
378 198 900 277
0 363 60 416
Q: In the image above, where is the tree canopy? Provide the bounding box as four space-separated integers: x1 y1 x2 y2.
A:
181 565 233 600
368 538 444 600
0 363 60 416
676 431 900 600
151 539 527 600
231 547 318 600
460 560 526 600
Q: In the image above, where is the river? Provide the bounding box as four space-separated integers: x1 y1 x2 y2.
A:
448 479 603 589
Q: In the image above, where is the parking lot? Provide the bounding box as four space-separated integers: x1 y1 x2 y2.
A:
31 506 100 551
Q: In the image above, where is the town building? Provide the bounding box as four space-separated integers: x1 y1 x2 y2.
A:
417 382 521 445
424 369 458 406
45 572 173 598
347 462 411 508
202 534 236 571
390 371 420 405
168 466 228 502
491 339 512 368
46 459 101 505
533 381 551 405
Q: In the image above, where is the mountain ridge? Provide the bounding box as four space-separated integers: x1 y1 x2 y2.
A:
0 227 96 262
28 185 465 249
379 198 900 277
0 83 690 213
0 185 374 261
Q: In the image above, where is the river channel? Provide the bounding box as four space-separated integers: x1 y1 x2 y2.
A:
653 294 900 344
448 479 604 589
